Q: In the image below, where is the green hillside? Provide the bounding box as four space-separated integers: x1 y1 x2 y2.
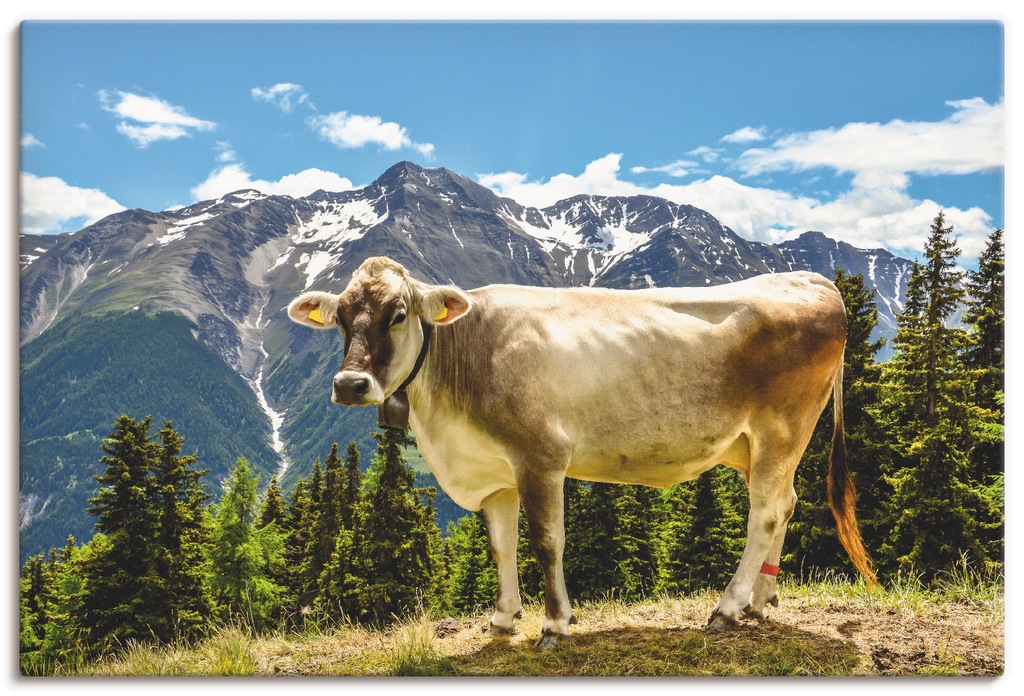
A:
19 310 280 562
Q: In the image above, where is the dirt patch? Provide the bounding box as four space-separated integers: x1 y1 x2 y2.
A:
769 602 1004 676
430 597 1004 676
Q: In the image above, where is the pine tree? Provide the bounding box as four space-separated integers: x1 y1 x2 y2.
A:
415 478 447 616
280 476 313 613
878 212 997 579
257 476 292 604
308 444 344 599
963 228 1005 510
150 421 212 643
312 442 359 621
342 441 363 531
683 468 746 590
309 457 324 510
786 269 890 579
37 537 92 672
19 551 51 660
20 550 58 673
443 513 497 613
316 525 357 622
80 414 163 649
258 476 287 529
964 228 1004 410
612 484 660 599
655 469 745 595
348 428 437 624
656 482 695 595
295 458 326 606
564 481 619 601
206 457 286 631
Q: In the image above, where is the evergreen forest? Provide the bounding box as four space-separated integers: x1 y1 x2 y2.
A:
20 214 1004 674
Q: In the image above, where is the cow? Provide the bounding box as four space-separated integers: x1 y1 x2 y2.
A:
288 255 876 649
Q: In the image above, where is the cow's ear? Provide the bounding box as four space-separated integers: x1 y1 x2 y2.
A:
420 286 472 325
288 292 339 329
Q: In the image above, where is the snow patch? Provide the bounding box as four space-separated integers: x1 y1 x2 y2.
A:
297 197 389 247
299 250 336 289
270 247 294 271
448 222 465 249
248 346 290 477
892 263 909 312
159 212 216 245
221 190 267 207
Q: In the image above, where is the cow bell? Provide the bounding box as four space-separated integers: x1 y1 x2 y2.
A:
378 390 411 430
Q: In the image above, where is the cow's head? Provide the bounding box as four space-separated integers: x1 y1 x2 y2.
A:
288 256 472 406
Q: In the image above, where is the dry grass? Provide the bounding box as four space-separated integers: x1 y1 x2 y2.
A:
77 577 1003 678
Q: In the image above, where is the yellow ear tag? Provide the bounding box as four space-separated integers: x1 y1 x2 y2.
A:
434 305 449 322
308 307 325 325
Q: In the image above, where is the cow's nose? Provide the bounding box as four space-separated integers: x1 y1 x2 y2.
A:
333 371 374 405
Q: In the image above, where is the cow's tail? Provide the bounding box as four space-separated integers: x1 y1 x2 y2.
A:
826 360 879 587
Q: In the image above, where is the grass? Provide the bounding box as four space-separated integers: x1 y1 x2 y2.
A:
68 573 1002 678
78 624 260 676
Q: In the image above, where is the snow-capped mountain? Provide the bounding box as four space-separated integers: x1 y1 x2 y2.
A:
18 160 915 562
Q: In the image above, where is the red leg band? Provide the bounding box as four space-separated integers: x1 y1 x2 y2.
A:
760 562 780 576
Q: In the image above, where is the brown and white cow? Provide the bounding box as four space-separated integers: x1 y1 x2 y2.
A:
289 256 876 649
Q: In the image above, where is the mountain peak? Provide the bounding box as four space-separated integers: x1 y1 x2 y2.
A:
376 160 433 188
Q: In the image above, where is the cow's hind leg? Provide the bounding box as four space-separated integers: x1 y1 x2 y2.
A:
708 448 800 631
744 483 796 620
481 487 523 635
519 468 572 650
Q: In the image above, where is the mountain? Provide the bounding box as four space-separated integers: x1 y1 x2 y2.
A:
18 160 915 562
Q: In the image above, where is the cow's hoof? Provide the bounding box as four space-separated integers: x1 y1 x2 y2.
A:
769 594 779 607
706 610 739 632
534 632 568 651
485 622 515 636
742 604 766 621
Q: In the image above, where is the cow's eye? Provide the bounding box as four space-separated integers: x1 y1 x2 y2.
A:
391 312 407 327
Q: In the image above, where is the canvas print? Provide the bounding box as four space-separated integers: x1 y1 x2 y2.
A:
18 21 1004 676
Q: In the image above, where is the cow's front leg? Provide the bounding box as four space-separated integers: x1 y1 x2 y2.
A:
481 487 523 635
519 469 572 650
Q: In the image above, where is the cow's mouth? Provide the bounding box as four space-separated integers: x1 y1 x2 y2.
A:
332 370 384 406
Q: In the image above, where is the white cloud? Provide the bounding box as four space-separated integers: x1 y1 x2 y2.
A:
191 163 355 201
480 154 644 207
99 89 216 147
630 159 698 177
688 145 723 163
663 175 994 259
476 153 996 261
251 83 312 113
215 141 239 163
736 98 1003 185
308 111 434 157
721 126 767 144
115 122 192 147
20 172 125 234
21 134 44 149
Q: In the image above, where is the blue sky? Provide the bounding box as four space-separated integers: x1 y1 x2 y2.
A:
19 20 1005 261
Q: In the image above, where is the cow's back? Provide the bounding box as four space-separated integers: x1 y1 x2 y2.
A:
411 271 846 499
